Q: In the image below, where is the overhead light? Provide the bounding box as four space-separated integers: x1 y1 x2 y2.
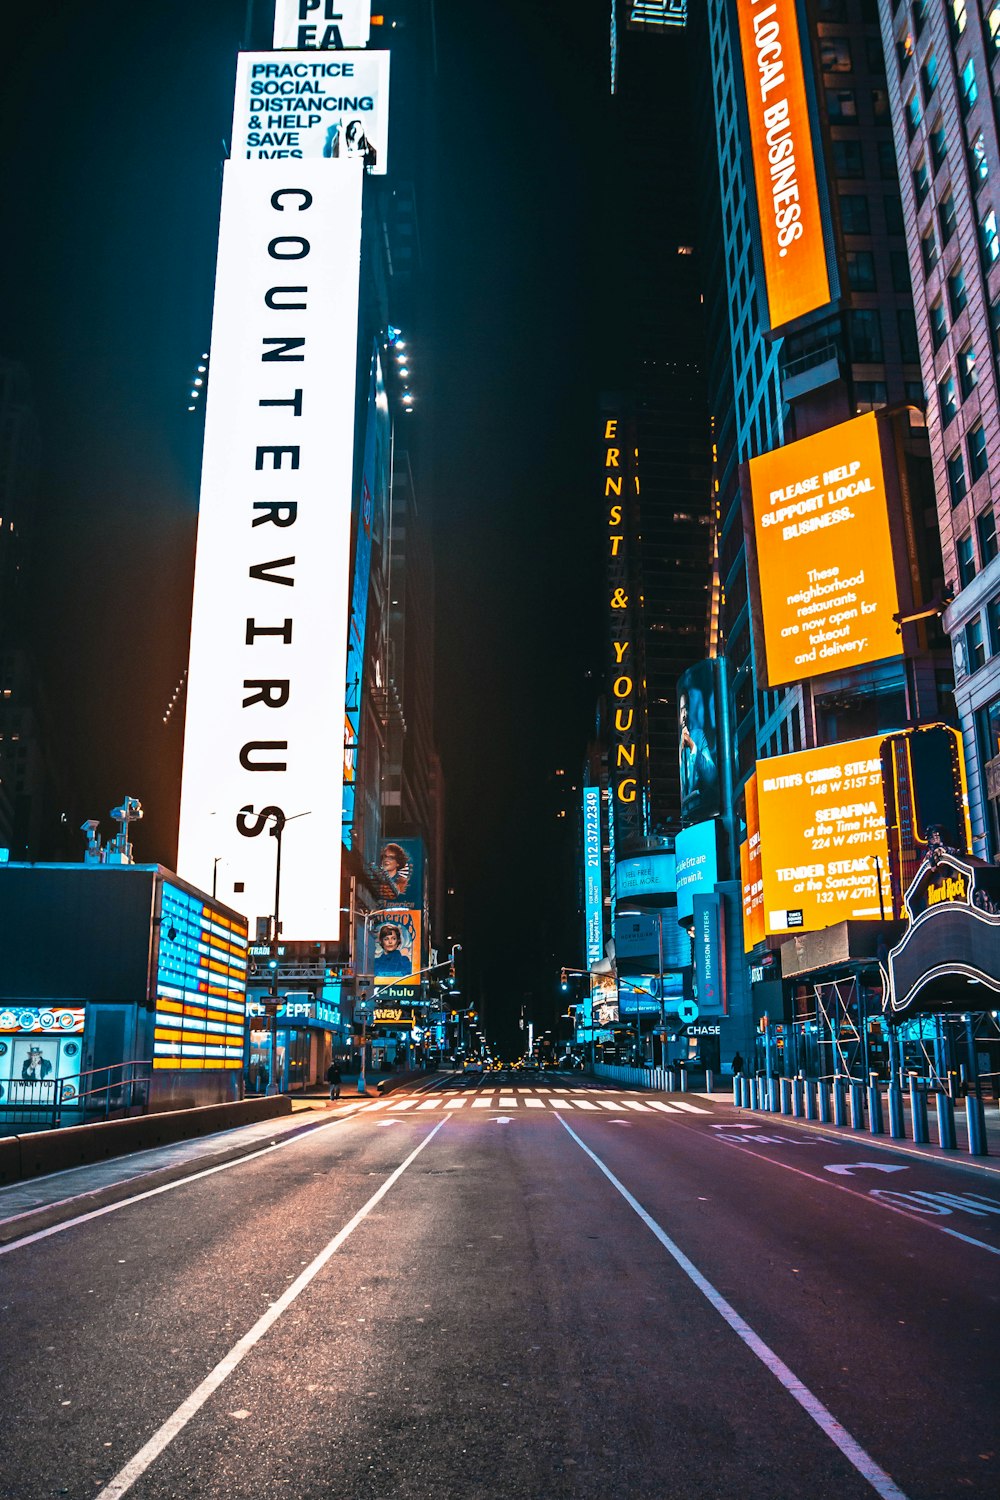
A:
194 378 203 387
399 367 409 378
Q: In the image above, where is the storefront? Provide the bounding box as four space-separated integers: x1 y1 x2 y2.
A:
246 996 346 1094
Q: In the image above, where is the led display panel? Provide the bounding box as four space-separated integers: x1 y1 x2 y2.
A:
755 736 893 936
736 0 830 327
154 884 248 1070
583 786 604 969
273 0 371 50
675 820 718 923
177 160 363 939
233 52 389 174
748 412 902 687
741 773 765 950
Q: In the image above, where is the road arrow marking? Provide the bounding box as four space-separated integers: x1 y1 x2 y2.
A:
824 1163 908 1176
490 1116 512 1124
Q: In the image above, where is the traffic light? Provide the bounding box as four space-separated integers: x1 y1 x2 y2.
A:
560 968 569 993
758 1013 769 1033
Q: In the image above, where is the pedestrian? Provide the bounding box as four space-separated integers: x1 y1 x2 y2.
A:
731 1051 744 1078
326 1061 342 1100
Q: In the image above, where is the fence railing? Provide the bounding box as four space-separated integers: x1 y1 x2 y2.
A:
0 1060 152 1135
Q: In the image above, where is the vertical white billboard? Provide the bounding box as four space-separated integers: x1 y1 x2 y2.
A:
177 158 364 939
274 0 371 51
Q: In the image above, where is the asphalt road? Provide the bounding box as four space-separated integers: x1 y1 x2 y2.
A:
1 1072 998 1500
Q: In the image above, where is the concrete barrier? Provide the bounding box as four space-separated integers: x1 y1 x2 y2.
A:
0 1135 22 1187
14 1095 292 1182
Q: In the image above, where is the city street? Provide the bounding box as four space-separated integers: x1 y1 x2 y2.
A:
1 1075 997 1500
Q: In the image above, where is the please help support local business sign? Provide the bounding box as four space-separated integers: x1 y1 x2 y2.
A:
274 0 371 50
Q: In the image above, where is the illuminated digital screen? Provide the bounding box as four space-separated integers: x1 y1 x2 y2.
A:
675 820 718 923
233 52 390 174
154 883 248 1070
583 787 604 968
372 909 422 988
748 413 902 687
736 0 830 327
754 736 893 936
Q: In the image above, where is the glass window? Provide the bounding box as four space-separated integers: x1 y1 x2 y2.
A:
977 501 997 554
967 615 987 671
891 250 912 291
990 294 1000 357
959 530 977 586
906 90 922 138
981 208 1000 266
960 56 978 113
834 139 865 177
828 88 858 120
884 195 905 235
821 37 853 70
818 0 847 16
905 379 926 407
896 29 915 69
939 371 959 424
959 341 979 396
913 157 931 204
921 52 939 100
872 89 890 120
988 2 1000 53
922 224 939 275
988 597 1000 656
854 380 888 411
913 0 926 35
930 120 948 173
850 308 884 361
950 0 967 33
969 130 989 191
840 195 870 233
930 296 948 349
878 140 899 179
939 193 958 244
948 446 969 505
949 262 968 317
898 308 920 361
847 249 877 289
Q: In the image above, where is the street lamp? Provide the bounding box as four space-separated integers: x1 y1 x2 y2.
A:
264 809 311 1096
618 907 667 1073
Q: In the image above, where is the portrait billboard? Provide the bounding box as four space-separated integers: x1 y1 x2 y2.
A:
234 52 390 174
177 160 364 939
678 660 721 823
747 412 902 688
736 0 830 328
372 909 421 988
583 787 604 968
374 839 425 907
273 0 371 50
755 735 893 936
675 820 719 923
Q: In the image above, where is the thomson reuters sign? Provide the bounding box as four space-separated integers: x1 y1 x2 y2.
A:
737 0 830 328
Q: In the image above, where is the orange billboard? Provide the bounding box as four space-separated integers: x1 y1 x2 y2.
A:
755 736 892 937
741 772 766 950
737 0 830 328
748 412 902 688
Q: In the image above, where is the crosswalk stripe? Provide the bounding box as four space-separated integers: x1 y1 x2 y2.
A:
417 1100 439 1110
444 1098 466 1109
597 1101 625 1112
472 1099 492 1108
498 1097 518 1108
672 1101 711 1114
389 1100 418 1111
622 1101 653 1113
647 1101 682 1113
573 1101 600 1110
548 1100 571 1110
525 1098 545 1109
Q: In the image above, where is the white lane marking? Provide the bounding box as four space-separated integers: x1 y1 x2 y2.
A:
671 1101 711 1114
825 1163 907 1177
444 1099 467 1109
416 1101 439 1111
94 1120 448 1500
647 1101 682 1114
524 1099 545 1109
559 1119 910 1500
472 1099 493 1109
376 1121 401 1128
490 1117 512 1125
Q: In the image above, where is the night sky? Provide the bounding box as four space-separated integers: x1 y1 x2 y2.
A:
5 2 690 1048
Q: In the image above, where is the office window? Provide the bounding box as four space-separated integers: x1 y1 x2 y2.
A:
847 250 877 290
891 251 912 292
850 309 884 361
897 28 915 68
921 52 939 100
939 371 959 424
949 262 969 317
991 294 1000 357
959 530 977 586
930 119 948 173
855 380 888 411
884 195 905 235
905 380 926 407
970 129 990 189
913 0 927 35
898 308 920 361
967 615 987 671
981 208 1000 265
988 1 1000 53
818 0 847 16
960 56 978 113
939 193 958 244
930 296 949 349
988 596 1000 656
834 139 864 177
959 341 979 396
827 88 858 120
950 0 968 33
977 500 997 554
872 89 890 120
905 89 922 138
878 140 899 179
922 224 940 275
821 37 853 70
840 195 870 234
948 446 969 505
913 157 931 204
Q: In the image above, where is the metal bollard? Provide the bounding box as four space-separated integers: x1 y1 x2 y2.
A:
756 1075 768 1111
705 1068 715 1095
804 1079 817 1120
867 1075 885 1135
768 1076 780 1112
792 1075 805 1117
909 1076 929 1144
965 1095 988 1156
887 1082 904 1139
935 1091 957 1150
733 1077 741 1106
817 1080 831 1123
679 1067 688 1093
780 1076 793 1115
833 1076 847 1127
849 1081 866 1130
743 1074 754 1109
